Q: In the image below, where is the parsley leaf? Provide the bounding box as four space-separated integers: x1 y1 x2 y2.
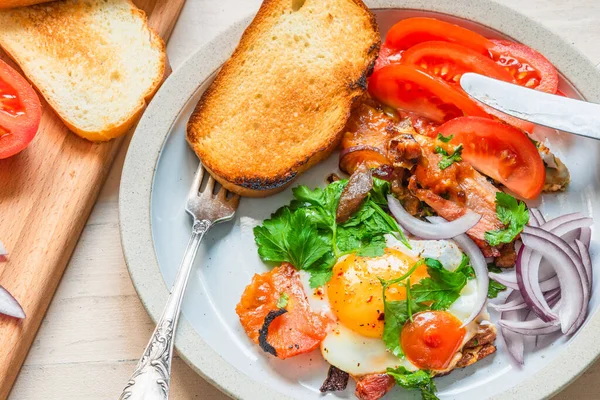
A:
484 192 529 246
254 208 330 270
387 366 439 400
379 261 425 356
276 293 289 308
436 133 454 143
410 258 470 310
488 279 507 299
254 178 409 288
435 144 463 170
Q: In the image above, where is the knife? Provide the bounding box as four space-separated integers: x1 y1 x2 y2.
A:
460 72 600 141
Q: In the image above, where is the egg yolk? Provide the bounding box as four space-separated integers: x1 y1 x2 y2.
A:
326 248 429 338
401 310 466 371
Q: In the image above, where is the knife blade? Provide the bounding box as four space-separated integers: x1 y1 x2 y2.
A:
460 72 600 141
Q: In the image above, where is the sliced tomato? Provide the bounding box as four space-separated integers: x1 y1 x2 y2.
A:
373 42 404 72
401 41 534 132
385 17 493 55
0 59 41 160
489 39 558 93
368 65 490 124
402 41 513 84
236 263 330 359
439 117 545 199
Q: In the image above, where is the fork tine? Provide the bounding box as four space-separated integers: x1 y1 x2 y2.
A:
188 163 205 199
216 186 228 202
201 176 216 198
228 193 241 209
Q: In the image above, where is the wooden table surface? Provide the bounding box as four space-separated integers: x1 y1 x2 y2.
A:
7 0 600 398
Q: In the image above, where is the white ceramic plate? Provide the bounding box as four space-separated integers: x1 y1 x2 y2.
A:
120 1 600 399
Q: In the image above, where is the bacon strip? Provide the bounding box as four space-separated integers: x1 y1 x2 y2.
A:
355 374 396 400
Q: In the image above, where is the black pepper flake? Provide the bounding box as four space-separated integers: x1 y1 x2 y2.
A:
319 365 350 393
258 308 288 356
378 312 385 321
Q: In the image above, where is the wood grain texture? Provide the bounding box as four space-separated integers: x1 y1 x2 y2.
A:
0 0 185 398
4 0 600 399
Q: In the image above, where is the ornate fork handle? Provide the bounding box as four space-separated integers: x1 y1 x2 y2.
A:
120 219 212 400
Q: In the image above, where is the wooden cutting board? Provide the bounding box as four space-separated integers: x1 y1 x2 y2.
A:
0 0 185 398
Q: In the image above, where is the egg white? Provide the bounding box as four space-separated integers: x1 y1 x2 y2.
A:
300 237 490 375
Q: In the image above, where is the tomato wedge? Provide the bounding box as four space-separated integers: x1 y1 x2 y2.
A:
236 263 330 359
439 117 545 199
489 39 558 93
401 41 534 132
0 59 41 160
385 17 493 55
368 65 489 124
373 42 404 72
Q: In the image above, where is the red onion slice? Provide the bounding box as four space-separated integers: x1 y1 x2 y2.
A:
499 317 562 336
516 246 557 322
387 195 481 239
580 227 592 249
529 209 543 227
500 290 527 364
529 208 546 226
490 288 560 312
575 239 592 292
0 285 25 319
521 227 586 334
427 216 489 327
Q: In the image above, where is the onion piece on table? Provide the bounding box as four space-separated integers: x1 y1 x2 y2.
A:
427 216 488 327
387 194 481 239
0 240 7 262
0 285 25 319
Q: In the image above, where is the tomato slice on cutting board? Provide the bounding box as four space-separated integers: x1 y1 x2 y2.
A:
0 59 41 160
401 41 534 132
489 39 558 94
439 117 545 199
368 64 489 124
385 17 493 55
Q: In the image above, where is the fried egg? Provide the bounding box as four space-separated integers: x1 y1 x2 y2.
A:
300 235 488 376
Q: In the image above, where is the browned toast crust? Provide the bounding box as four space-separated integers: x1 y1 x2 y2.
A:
186 0 379 197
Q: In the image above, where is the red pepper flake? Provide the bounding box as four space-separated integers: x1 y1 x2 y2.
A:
366 295 373 303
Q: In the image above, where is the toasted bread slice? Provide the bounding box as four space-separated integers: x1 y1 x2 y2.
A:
0 0 53 9
187 0 379 197
0 0 166 142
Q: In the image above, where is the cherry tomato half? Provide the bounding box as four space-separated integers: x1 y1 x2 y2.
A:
385 17 493 55
489 39 558 94
0 59 41 160
401 311 466 370
439 117 545 199
368 65 489 124
401 41 534 132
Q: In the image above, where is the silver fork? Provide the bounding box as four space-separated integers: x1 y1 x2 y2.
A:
119 164 240 400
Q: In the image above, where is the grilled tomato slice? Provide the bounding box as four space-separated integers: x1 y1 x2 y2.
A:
236 263 330 359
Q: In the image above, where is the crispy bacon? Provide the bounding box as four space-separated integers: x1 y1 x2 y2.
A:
341 99 515 260
354 374 396 400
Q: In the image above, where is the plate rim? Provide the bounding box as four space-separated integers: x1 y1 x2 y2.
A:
119 1 600 399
